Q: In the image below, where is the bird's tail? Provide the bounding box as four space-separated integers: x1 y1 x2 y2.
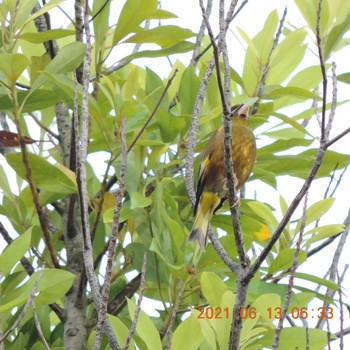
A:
188 192 220 250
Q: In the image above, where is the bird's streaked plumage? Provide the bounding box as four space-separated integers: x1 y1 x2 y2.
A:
188 104 256 249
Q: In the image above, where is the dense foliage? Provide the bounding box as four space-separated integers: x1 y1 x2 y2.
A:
0 0 349 349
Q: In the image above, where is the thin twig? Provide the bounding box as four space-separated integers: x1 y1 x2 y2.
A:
14 99 59 269
28 112 59 140
326 126 350 148
316 0 327 141
316 207 350 329
127 69 178 153
193 0 250 64
94 117 127 348
272 193 308 350
165 278 183 350
191 0 213 66
123 254 147 350
337 270 345 350
76 2 120 348
252 7 287 114
32 300 50 350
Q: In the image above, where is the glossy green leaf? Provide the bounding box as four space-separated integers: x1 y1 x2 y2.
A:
126 25 195 47
294 272 339 291
23 0 64 26
36 269 76 304
113 0 176 45
267 86 316 99
250 293 281 324
0 227 32 275
295 198 335 233
246 201 279 228
0 269 75 312
0 53 30 83
200 272 228 306
6 153 77 194
258 149 350 178
13 0 37 29
172 312 203 350
122 41 194 61
130 191 152 209
324 13 350 60
19 29 75 43
250 167 277 188
127 298 162 350
157 110 186 142
338 72 350 84
32 42 86 91
267 29 307 85
268 248 307 274
179 65 201 115
253 10 278 62
0 89 60 112
92 0 111 51
303 223 344 246
294 0 329 35
258 138 313 155
259 327 331 350
106 315 136 349
288 65 328 89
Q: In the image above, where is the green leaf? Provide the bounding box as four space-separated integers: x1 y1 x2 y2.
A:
127 298 162 350
250 293 281 324
258 138 313 155
324 13 350 60
250 167 277 188
304 224 344 246
92 0 111 51
32 42 86 91
254 10 278 62
294 272 339 291
295 198 335 233
0 269 75 312
0 227 32 275
126 26 195 47
260 327 332 350
288 65 328 89
122 41 194 61
266 86 316 100
18 29 75 43
172 312 203 350
36 269 76 304
23 0 64 26
105 315 135 349
130 191 152 209
113 0 176 44
338 72 350 84
179 65 201 115
0 89 60 112
157 110 186 142
0 53 30 83
5 153 77 194
12 0 37 29
246 201 279 228
268 248 307 274
200 272 228 306
267 29 307 85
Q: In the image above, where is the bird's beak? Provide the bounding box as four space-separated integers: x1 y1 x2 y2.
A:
238 105 250 118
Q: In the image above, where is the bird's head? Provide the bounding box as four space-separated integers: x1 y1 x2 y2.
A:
230 104 250 124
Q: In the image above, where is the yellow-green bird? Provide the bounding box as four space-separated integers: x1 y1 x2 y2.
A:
188 104 256 249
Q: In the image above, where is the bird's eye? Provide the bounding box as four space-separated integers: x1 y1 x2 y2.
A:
239 114 246 118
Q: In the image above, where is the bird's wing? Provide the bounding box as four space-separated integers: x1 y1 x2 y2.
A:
194 152 211 215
